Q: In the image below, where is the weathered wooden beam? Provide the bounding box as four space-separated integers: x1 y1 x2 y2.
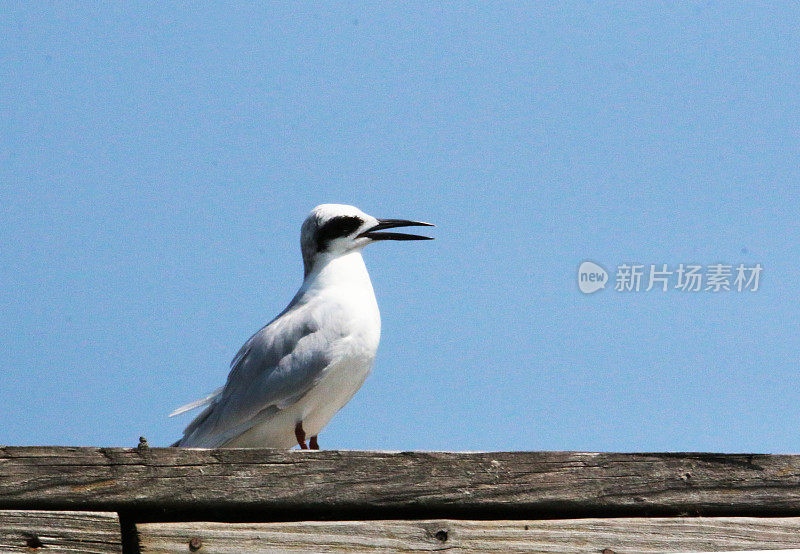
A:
136 517 800 553
2 447 800 518
0 510 122 553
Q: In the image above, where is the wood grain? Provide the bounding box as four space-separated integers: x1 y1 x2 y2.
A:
0 510 121 553
137 517 800 553
3 447 800 518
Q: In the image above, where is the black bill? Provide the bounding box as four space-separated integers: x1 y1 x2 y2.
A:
357 218 435 241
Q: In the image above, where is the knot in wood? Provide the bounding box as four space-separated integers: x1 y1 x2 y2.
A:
435 529 448 542
188 536 203 551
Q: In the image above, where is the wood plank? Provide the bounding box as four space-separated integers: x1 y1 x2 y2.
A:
0 510 122 553
2 447 800 517
137 517 800 553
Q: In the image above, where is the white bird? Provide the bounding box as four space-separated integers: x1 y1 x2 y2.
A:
171 204 433 449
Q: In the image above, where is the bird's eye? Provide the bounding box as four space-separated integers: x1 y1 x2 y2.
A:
315 216 363 251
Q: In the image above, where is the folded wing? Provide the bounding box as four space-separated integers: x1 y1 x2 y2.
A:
172 301 337 447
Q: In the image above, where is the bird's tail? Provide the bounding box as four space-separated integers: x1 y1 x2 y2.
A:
168 387 224 417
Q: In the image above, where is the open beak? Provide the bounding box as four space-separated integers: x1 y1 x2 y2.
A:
357 218 435 241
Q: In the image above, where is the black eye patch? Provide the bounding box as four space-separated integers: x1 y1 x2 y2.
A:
315 215 364 251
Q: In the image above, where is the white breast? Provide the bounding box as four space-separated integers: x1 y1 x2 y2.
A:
296 265 382 438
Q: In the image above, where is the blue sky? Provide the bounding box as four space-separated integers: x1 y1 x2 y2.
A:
2 3 799 452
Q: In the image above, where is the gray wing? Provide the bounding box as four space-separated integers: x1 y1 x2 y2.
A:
174 300 337 447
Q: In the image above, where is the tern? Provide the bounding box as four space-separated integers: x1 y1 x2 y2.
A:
171 204 433 449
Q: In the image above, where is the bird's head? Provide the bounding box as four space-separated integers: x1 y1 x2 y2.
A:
300 204 434 276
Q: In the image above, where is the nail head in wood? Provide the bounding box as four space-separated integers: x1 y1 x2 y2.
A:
25 534 43 548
